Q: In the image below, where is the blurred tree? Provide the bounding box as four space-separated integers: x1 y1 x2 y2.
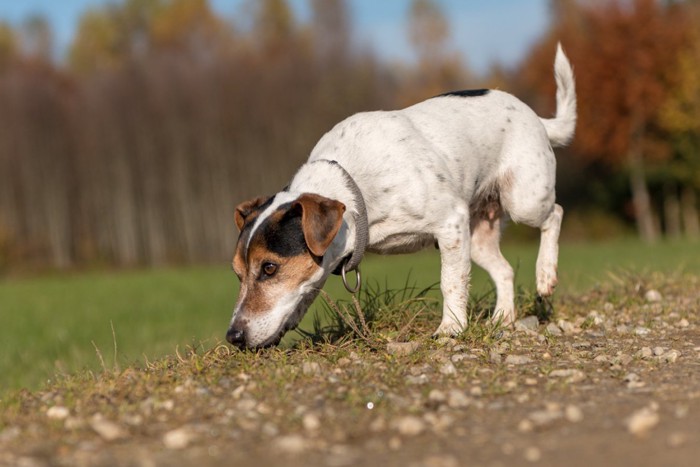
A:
524 0 689 242
409 0 448 62
68 9 121 72
252 0 295 58
71 0 232 71
21 15 53 61
659 3 700 238
150 0 228 55
0 22 17 69
310 0 350 64
402 0 467 105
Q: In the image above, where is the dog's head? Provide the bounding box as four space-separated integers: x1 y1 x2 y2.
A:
226 192 346 349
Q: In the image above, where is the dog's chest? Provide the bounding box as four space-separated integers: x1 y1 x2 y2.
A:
368 232 435 255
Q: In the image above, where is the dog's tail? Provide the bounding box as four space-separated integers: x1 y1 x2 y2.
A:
540 43 576 148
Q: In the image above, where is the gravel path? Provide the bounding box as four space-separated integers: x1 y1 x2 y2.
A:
1 274 699 467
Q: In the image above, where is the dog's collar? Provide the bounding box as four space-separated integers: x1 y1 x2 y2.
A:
319 160 368 278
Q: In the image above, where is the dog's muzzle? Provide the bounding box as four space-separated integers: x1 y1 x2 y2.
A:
226 326 246 348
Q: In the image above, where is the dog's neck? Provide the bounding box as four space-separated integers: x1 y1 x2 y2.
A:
288 160 367 274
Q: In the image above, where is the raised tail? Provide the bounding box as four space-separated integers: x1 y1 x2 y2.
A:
540 43 577 148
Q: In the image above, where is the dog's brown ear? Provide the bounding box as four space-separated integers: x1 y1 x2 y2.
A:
235 196 271 231
293 193 346 257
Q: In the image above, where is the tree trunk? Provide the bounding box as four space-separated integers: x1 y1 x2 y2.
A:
681 186 700 239
627 145 659 243
663 183 682 239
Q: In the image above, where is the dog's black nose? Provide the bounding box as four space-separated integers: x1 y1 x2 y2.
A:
226 327 246 347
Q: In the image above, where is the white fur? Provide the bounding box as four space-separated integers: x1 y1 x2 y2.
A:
232 44 576 343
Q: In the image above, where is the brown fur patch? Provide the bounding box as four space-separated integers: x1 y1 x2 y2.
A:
235 241 321 317
293 193 346 257
234 196 271 231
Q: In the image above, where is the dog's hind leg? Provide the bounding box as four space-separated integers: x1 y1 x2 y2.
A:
433 203 471 336
535 204 563 297
470 213 515 325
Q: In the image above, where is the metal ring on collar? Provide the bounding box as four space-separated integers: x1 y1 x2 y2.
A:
341 262 361 294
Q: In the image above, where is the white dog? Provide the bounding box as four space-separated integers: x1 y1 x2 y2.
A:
227 44 576 349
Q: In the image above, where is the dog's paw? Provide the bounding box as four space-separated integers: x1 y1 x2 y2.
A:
490 308 516 327
433 320 465 337
536 264 558 297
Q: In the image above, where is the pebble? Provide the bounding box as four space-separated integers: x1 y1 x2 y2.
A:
616 354 633 366
420 454 459 467
423 412 454 431
236 398 257 412
428 389 446 404
667 432 687 448
302 413 321 431
518 418 534 432
661 349 680 363
451 353 467 364
387 341 421 357
653 347 665 356
549 369 586 383
636 347 653 359
626 406 660 437
505 355 532 365
676 318 689 328
337 357 352 367
544 322 561 336
90 415 126 441
440 361 457 376
447 390 471 409
634 327 650 336
274 435 307 454
557 320 576 335
524 446 542 462
163 427 195 449
515 316 539 332
261 422 279 437
489 350 502 364
644 289 662 303
369 417 386 432
565 405 584 423
302 361 322 376
388 436 402 450
46 406 70 420
393 416 425 436
406 374 429 385
528 409 561 427
435 337 457 347
624 372 640 383
64 417 85 430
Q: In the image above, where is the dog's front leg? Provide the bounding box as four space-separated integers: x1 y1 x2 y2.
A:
434 206 471 336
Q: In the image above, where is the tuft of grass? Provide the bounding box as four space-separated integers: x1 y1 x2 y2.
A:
297 277 441 349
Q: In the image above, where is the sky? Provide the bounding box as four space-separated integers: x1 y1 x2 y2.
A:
0 0 551 75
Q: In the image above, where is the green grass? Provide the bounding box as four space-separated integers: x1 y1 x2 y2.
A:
0 237 698 393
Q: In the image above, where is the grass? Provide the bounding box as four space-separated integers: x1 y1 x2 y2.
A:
0 237 698 393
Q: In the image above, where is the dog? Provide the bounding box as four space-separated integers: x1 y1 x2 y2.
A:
227 44 576 349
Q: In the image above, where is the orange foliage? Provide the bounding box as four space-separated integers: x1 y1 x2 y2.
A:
522 0 690 166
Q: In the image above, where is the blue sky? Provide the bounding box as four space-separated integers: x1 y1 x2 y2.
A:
0 0 551 75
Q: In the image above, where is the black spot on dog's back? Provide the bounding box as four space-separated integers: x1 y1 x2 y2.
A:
434 89 490 98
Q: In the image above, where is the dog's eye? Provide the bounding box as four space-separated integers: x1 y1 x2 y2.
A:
261 262 278 278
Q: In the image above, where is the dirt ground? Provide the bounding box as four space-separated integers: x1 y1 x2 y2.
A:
1 273 699 467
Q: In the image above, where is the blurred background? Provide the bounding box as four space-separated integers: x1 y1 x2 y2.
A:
0 0 698 273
